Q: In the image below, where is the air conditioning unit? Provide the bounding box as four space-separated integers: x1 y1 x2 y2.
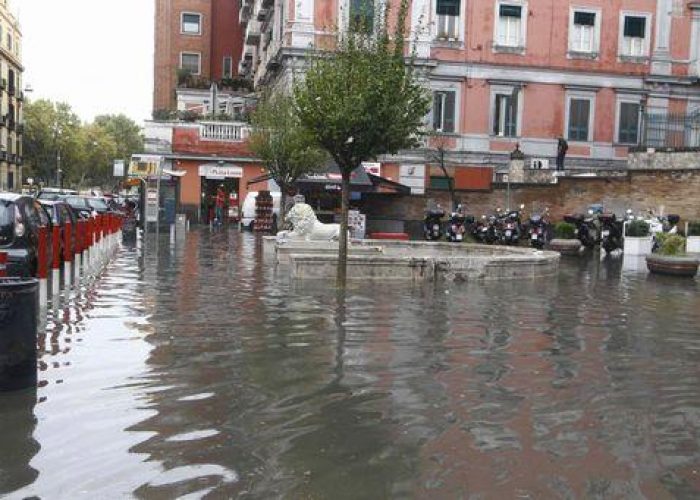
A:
530 158 550 170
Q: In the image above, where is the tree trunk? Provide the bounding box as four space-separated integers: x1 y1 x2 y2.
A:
279 187 287 229
337 171 351 286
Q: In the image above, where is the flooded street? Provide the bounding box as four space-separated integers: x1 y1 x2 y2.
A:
1 230 699 499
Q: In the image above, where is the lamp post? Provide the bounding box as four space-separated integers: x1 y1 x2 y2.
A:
54 124 63 188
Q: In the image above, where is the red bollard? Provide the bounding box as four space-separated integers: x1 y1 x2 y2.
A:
63 221 73 262
0 251 7 277
75 220 82 254
52 225 61 269
37 226 48 280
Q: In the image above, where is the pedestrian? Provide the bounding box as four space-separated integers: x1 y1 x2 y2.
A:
556 137 568 171
215 185 226 224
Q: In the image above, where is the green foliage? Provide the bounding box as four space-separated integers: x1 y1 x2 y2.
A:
554 222 576 240
249 92 326 222
294 0 430 175
23 99 143 189
219 77 254 92
626 220 650 237
687 220 700 237
658 234 686 256
293 0 430 282
152 108 177 121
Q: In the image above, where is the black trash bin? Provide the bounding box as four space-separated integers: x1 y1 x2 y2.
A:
0 278 38 391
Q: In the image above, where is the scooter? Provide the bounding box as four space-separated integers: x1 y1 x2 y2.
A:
563 212 597 249
446 205 472 242
599 212 623 254
528 208 550 249
501 205 524 245
424 208 445 241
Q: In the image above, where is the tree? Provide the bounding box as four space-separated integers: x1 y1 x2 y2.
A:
426 132 458 211
295 0 430 284
23 99 85 186
93 114 144 165
249 92 326 226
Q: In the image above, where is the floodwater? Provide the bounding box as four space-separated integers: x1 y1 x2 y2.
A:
1 230 700 499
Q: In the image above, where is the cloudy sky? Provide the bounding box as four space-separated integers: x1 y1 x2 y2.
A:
13 0 154 124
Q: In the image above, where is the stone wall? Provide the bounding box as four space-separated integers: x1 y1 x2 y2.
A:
628 150 700 170
362 169 700 236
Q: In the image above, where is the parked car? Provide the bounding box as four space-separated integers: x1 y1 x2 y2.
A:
36 187 78 201
60 195 95 219
0 193 53 276
39 200 77 262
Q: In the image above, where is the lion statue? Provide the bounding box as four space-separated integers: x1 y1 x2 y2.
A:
276 203 341 242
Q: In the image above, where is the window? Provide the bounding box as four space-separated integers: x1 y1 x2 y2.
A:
567 98 591 141
618 101 640 144
180 52 201 75
350 0 374 32
436 0 460 40
432 91 456 133
6 34 11 51
620 14 649 57
497 3 523 47
569 10 599 54
492 89 519 137
223 57 233 79
181 13 202 35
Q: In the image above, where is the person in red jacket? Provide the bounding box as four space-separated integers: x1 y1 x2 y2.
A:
215 186 226 223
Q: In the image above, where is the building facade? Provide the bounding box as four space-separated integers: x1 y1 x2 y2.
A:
0 0 23 191
153 0 245 113
241 0 700 178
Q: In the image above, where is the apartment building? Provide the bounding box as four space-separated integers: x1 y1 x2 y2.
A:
241 0 700 177
0 0 23 191
153 0 245 113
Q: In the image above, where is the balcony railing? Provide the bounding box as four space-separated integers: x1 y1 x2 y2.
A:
245 19 261 45
642 109 700 149
199 122 249 142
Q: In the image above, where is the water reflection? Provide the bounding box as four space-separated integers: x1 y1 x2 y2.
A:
1 231 699 498
0 388 38 494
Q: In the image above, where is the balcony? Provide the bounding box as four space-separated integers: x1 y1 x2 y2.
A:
245 19 261 45
239 0 252 25
199 122 249 142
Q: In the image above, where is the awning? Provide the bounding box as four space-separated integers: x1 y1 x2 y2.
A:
162 169 187 178
246 163 410 195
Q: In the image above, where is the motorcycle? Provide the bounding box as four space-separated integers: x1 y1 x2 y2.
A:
446 205 473 242
501 207 524 245
473 213 498 244
599 212 623 254
563 212 597 249
424 208 445 241
528 208 550 249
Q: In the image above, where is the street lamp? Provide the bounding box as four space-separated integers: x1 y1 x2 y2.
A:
54 125 63 188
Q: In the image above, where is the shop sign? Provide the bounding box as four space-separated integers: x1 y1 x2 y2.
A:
324 184 341 192
198 164 243 179
145 188 159 223
362 162 381 177
129 155 162 178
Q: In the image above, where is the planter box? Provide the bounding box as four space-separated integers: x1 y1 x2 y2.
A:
687 236 700 254
549 239 582 256
646 254 699 277
624 235 653 256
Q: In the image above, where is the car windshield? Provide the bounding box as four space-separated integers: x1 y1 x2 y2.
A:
38 192 60 201
88 198 108 211
64 197 90 209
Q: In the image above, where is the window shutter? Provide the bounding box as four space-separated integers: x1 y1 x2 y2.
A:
444 92 456 133
624 16 645 38
436 0 460 16
574 12 595 26
499 5 522 18
493 95 502 135
433 93 443 130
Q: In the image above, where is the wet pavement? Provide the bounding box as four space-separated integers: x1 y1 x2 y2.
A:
1 230 699 499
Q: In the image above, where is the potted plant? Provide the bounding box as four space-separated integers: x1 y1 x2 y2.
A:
646 234 699 277
549 221 582 255
686 221 700 253
624 219 653 256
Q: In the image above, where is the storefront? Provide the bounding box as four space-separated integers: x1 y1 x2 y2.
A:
197 164 243 224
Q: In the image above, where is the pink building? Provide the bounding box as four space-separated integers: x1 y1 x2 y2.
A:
241 0 700 180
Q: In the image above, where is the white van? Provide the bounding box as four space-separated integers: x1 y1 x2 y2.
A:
240 191 282 230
